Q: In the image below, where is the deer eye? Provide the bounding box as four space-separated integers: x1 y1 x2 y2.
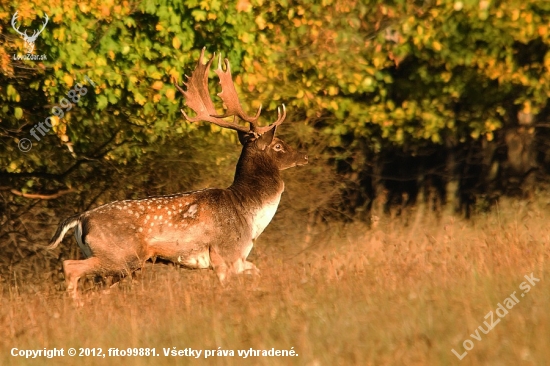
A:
274 144 283 151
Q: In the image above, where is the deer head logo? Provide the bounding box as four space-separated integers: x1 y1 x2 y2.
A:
11 11 49 54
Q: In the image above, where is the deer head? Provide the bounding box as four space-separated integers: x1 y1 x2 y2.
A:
174 48 308 175
11 11 49 54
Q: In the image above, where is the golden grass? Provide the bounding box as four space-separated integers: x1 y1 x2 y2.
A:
1 198 549 365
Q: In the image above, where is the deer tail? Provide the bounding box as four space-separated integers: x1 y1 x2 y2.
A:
47 214 81 250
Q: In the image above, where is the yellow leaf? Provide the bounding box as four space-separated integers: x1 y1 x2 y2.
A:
165 88 175 101
523 101 531 114
172 36 181 49
63 75 74 87
152 81 164 90
255 15 266 30
433 41 442 51
55 28 65 42
101 6 110 17
240 32 251 43
153 94 161 103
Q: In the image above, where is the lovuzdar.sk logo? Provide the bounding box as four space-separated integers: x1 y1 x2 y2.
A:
11 11 48 60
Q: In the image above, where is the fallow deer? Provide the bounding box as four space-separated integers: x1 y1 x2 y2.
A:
48 48 308 300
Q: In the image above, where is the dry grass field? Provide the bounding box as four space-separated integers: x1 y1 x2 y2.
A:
1 197 549 366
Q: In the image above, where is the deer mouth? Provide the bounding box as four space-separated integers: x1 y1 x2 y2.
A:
297 154 309 166
283 155 308 169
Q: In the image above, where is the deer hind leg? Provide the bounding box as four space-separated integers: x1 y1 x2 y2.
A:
62 257 102 301
209 247 229 284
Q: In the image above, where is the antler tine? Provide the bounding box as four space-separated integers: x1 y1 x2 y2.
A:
254 104 287 135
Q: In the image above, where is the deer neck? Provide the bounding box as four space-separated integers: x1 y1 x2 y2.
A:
229 148 284 207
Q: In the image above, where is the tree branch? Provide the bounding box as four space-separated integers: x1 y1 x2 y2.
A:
9 188 75 200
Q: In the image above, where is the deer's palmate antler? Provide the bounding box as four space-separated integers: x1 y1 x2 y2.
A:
175 47 286 136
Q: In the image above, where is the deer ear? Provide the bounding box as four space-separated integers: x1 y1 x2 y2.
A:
256 127 276 150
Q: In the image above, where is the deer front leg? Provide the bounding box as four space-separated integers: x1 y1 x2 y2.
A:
239 240 260 276
229 241 260 276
